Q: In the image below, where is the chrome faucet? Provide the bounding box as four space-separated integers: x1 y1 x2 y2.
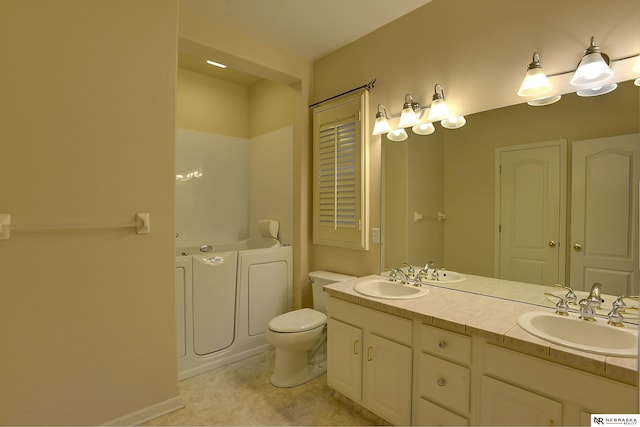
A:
387 267 409 284
578 298 597 321
585 282 604 309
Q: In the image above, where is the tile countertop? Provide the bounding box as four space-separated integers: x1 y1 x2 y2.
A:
324 274 639 386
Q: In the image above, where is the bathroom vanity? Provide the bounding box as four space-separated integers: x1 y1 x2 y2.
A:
324 275 638 426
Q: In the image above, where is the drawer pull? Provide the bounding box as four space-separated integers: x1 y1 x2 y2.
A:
353 340 359 355
367 346 373 361
438 340 447 349
437 377 446 386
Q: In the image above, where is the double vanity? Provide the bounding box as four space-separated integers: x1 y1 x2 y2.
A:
324 274 638 426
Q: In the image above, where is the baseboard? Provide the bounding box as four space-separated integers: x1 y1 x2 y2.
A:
102 395 184 426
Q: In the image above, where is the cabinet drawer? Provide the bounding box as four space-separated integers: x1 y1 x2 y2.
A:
328 297 412 345
420 324 471 365
415 398 469 426
418 353 470 416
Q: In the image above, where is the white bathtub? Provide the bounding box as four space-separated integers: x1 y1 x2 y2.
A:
175 237 292 380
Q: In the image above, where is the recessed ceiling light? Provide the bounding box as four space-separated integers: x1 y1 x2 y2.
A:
206 60 227 69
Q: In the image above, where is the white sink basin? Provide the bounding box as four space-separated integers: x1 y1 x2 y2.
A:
517 311 638 357
354 278 429 300
421 270 466 284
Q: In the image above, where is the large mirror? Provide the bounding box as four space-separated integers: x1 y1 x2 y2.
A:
383 80 640 317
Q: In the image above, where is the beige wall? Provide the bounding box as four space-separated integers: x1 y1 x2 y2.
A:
249 79 298 138
0 1 179 424
176 68 250 137
312 0 640 276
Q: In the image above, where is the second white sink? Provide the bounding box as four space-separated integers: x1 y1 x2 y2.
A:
354 277 429 300
517 311 638 357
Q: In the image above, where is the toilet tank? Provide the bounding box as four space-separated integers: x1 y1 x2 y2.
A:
309 271 356 314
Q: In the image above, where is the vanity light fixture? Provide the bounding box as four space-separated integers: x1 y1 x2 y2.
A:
372 104 392 135
517 52 553 96
634 57 640 86
427 84 450 121
570 36 613 87
386 128 409 142
398 94 422 128
206 59 227 68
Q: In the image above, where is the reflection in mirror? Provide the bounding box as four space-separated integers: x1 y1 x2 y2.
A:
383 80 640 320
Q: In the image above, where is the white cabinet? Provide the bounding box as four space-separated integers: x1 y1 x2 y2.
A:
327 297 412 425
327 318 362 402
481 343 638 426
479 375 562 426
363 332 413 425
415 324 472 426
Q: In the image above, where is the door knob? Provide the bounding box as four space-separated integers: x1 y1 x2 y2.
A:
573 243 582 251
548 240 556 247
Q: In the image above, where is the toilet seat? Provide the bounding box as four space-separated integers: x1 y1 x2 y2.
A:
268 308 327 333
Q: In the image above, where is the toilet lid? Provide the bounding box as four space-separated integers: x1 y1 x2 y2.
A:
269 308 327 333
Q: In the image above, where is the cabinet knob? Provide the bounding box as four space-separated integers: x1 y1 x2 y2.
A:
438 340 447 349
548 240 556 247
437 378 446 386
573 243 582 251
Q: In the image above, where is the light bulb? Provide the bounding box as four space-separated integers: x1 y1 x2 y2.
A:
386 128 408 142
412 123 435 135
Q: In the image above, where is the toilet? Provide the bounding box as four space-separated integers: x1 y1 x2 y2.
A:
266 270 355 388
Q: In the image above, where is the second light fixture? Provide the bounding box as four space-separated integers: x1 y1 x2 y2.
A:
374 84 466 141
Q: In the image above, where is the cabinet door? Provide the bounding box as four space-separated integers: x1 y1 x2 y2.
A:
327 318 362 402
363 332 412 426
479 376 562 426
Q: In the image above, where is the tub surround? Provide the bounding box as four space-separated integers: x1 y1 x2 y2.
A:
325 275 637 384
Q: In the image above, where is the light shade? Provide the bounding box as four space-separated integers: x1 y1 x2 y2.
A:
372 115 391 135
527 95 561 106
427 84 450 121
633 57 640 73
576 83 617 97
386 128 408 142
399 106 420 128
517 52 553 97
412 123 435 135
398 94 421 128
440 116 466 129
570 37 613 86
372 104 391 135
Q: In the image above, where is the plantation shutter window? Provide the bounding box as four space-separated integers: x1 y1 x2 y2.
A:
313 90 369 250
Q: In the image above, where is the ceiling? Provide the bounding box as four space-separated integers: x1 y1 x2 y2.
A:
178 0 434 84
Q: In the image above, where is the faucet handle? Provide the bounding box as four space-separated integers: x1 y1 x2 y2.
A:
607 305 626 327
613 295 639 312
544 293 569 316
384 266 398 281
554 284 577 304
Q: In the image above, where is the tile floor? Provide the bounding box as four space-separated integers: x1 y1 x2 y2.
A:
143 349 386 426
